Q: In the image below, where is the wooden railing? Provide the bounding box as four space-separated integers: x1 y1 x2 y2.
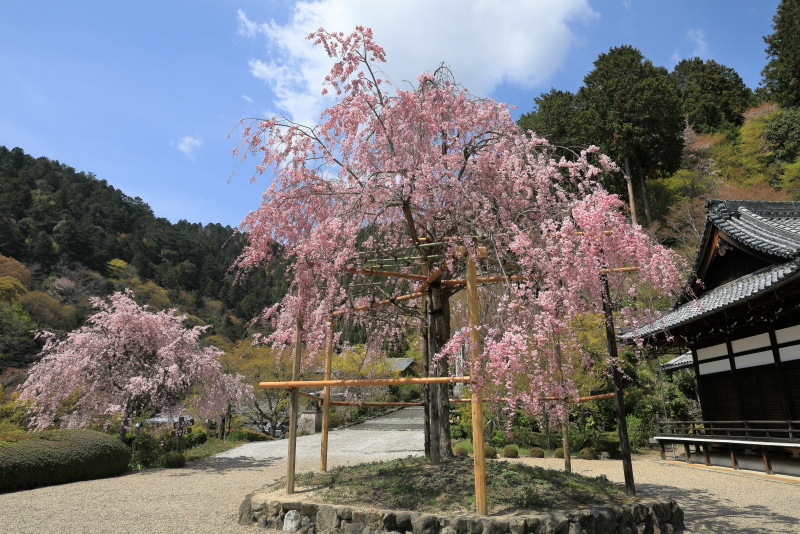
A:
655 419 800 442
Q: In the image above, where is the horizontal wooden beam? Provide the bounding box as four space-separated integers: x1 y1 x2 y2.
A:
261 376 471 389
344 267 428 282
330 291 426 317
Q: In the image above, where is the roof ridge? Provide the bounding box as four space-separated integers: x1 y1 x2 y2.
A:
736 208 800 249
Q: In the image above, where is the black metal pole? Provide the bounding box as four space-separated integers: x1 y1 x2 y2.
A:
600 271 636 496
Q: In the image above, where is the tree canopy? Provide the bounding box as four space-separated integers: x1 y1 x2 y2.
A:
234 28 683 434
671 57 753 133
762 0 800 107
579 45 685 227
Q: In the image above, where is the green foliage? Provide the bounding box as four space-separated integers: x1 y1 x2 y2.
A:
671 57 753 133
161 451 186 468
762 0 800 107
764 107 800 163
18 291 80 331
0 255 31 288
453 444 469 457
594 432 621 458
491 430 508 448
552 447 565 458
578 448 599 460
625 415 652 453
226 428 272 442
529 447 544 458
0 301 38 368
483 445 497 458
502 444 519 458
0 276 26 302
0 429 130 492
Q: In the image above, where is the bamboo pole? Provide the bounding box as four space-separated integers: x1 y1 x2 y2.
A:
320 319 334 472
260 376 471 389
448 391 621 403
330 291 426 318
466 256 487 516
286 311 303 494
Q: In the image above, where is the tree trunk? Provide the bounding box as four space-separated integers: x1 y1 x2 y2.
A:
624 157 638 226
637 166 652 228
426 283 453 461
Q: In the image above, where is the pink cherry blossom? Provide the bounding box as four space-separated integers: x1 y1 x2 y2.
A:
233 27 684 422
19 290 252 434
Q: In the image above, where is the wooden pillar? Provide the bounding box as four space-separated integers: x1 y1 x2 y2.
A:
659 442 666 461
729 445 739 470
287 311 303 494
466 256 487 516
762 447 774 475
320 319 335 471
702 444 710 466
684 443 692 464
561 420 572 473
600 272 636 496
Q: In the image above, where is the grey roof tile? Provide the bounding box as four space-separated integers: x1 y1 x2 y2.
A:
622 260 800 340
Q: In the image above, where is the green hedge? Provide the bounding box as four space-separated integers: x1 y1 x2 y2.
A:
0 429 130 492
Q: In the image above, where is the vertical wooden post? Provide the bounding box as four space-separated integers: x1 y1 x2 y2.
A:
466 256 487 516
320 319 335 471
561 421 572 473
287 311 303 494
729 445 739 470
600 272 636 496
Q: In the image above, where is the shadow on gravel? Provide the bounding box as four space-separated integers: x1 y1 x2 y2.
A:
174 455 278 475
637 483 798 534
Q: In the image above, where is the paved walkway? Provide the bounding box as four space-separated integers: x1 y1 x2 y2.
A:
1 409 798 533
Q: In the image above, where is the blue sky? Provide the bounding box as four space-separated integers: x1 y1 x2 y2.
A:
0 1 779 228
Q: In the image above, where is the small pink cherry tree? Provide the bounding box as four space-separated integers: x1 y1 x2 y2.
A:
19 291 252 439
234 27 683 458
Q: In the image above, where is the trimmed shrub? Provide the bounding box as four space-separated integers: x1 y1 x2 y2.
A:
491 430 508 448
227 428 271 442
594 432 621 458
0 429 130 493
183 429 207 448
453 445 469 458
483 445 497 459
162 451 186 468
552 447 564 458
529 447 544 458
502 444 519 458
578 448 599 460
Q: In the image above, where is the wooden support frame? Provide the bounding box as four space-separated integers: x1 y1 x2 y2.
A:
286 312 303 494
466 255 487 515
269 234 641 512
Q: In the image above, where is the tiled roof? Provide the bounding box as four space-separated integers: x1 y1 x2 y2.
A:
621 260 800 340
661 352 693 371
707 200 800 259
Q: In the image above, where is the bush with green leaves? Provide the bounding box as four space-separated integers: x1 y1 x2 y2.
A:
503 444 519 458
593 432 621 458
0 429 130 492
578 448 599 460
553 447 565 458
453 444 469 457
162 451 186 468
483 445 497 459
529 447 545 458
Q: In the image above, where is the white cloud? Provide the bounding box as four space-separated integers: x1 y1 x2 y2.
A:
237 0 596 125
687 28 709 58
173 135 203 158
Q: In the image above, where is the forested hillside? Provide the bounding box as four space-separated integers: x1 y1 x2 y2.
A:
0 146 287 384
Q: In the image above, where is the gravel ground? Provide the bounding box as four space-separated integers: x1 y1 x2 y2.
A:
1 407 797 534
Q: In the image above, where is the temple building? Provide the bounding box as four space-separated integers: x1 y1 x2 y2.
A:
622 199 800 475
